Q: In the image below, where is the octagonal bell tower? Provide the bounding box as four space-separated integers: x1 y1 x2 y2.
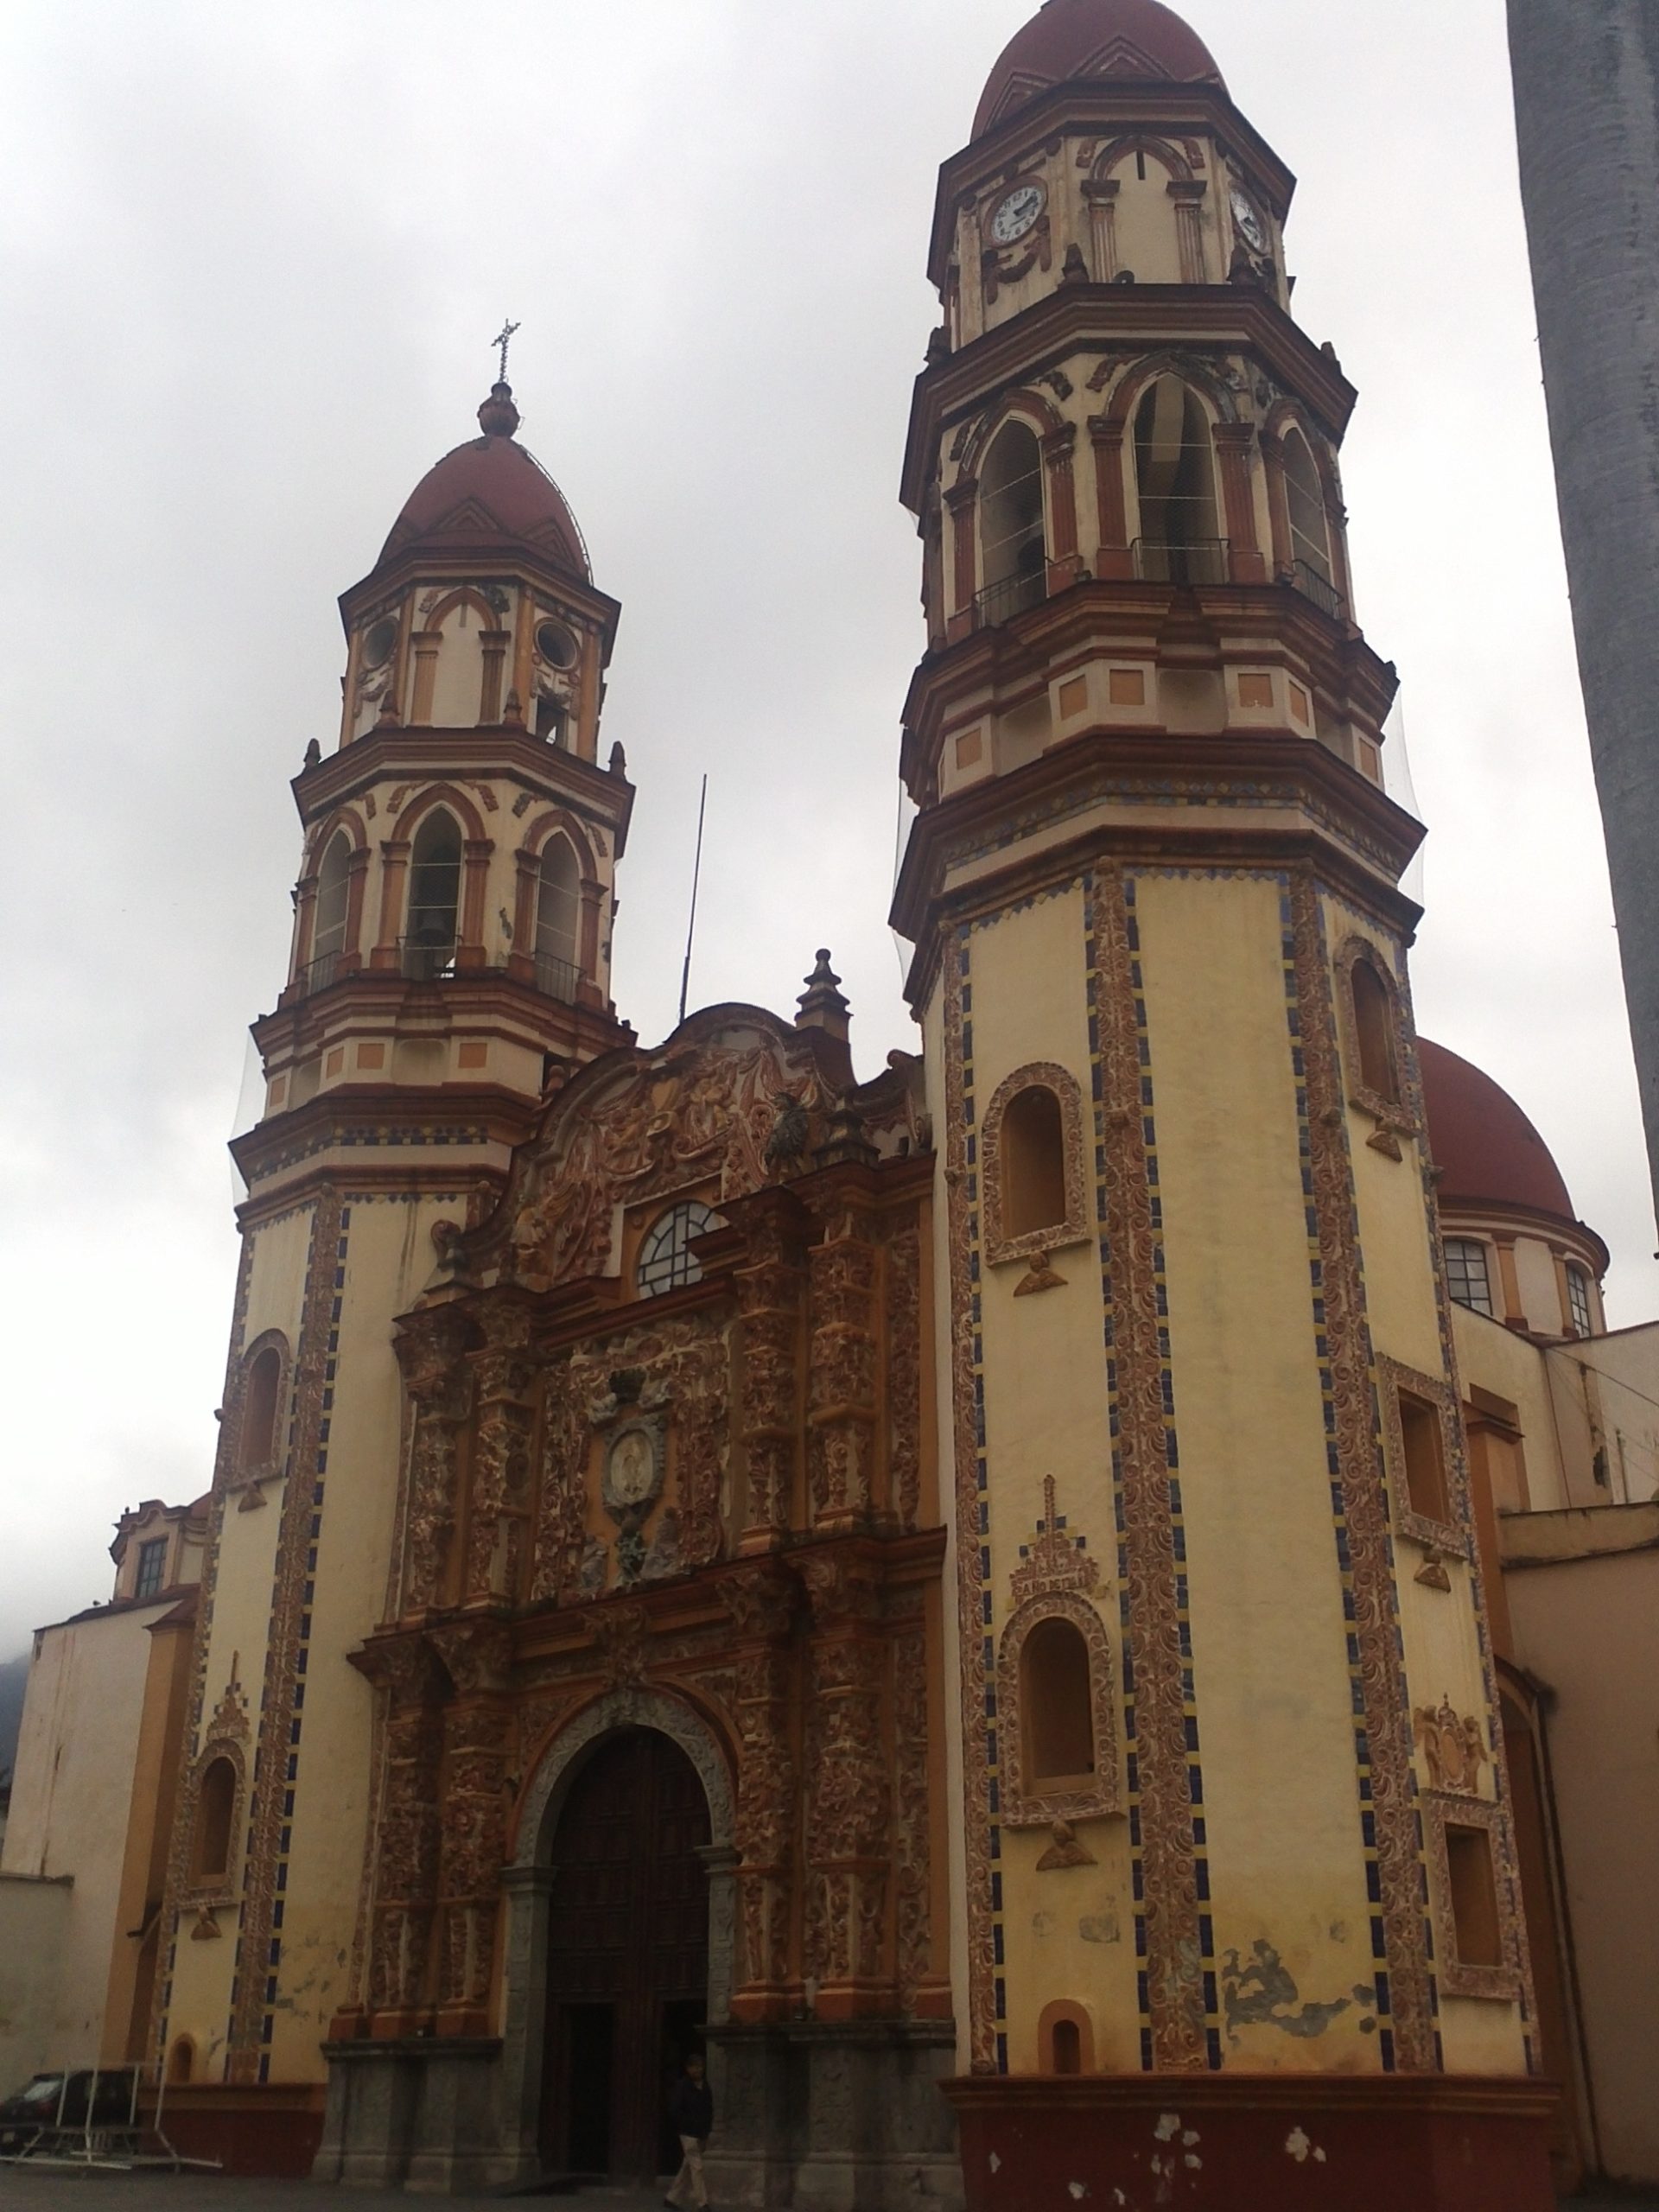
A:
899 6 1556 2204
151 377 639 2095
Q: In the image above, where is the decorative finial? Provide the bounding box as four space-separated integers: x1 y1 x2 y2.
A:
796 947 851 1042
493 319 521 384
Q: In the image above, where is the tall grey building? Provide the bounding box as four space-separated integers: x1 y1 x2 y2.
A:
1509 0 1659 1217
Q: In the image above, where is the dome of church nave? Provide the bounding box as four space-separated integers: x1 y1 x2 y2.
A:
378 382 589 579
1419 1037 1580 1229
973 0 1227 139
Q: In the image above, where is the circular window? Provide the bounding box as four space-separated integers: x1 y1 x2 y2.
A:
362 616 397 668
536 619 577 669
636 1201 724 1300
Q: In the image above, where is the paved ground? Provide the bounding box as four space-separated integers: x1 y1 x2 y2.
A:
0 2181 670 2209
3 2177 1656 2211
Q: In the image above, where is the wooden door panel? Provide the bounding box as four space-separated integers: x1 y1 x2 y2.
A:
543 1729 712 2179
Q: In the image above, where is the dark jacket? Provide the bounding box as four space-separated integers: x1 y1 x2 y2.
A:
669 2073 714 2139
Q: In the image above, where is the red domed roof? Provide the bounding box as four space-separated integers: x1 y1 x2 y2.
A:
378 384 589 579
974 0 1226 139
1418 1039 1577 1226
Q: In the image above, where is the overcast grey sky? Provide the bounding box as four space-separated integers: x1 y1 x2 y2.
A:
2 0 1650 1656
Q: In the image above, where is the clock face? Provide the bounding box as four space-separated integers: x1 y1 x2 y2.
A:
989 181 1046 247
607 1428 657 1508
1230 188 1268 255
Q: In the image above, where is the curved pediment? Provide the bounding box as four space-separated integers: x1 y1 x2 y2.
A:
463 1006 847 1294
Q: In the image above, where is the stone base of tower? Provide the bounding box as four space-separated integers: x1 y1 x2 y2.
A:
944 2073 1557 2212
314 2037 513 2192
705 2020 965 2210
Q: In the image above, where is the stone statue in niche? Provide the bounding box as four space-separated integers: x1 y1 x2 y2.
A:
642 1509 683 1582
1414 1695 1487 1795
577 1535 608 1595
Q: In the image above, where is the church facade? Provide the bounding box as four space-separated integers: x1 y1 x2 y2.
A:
134 3 1562 2204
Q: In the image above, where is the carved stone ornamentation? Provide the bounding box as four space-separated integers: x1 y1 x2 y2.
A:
807 1207 880 1530
723 1566 799 2010
981 1061 1090 1268
393 1306 478 1616
1288 869 1438 2069
499 1033 824 1291
591 1600 651 1691
1414 1695 1488 1796
998 1532 1120 1834
1037 1821 1097 1872
356 1635 448 2023
1090 872 1209 2071
885 1224 923 1530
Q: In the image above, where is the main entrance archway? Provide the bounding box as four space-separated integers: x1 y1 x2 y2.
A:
540 1727 712 2181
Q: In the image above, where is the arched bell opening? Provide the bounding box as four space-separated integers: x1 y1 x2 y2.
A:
499 1693 737 2190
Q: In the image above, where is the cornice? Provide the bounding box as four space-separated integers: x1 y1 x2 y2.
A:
890 728 1425 1007
252 970 632 1058
231 1078 556 1199
899 575 1397 796
902 284 1357 509
292 727 636 851
338 548 622 655
1435 1195 1611 1280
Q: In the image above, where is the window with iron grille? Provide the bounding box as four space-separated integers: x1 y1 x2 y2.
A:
135 1538 168 1601
1443 1239 1493 1318
1567 1265 1593 1338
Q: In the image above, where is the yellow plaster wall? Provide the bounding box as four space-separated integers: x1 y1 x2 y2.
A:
269 1191 454 2078
1452 1308 1572 1513
242 1205 315 1354
1136 871 1379 2071
168 1481 285 2071
1560 1326 1659 1504
963 883 1141 2066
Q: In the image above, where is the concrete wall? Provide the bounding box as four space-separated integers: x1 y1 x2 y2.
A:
0 1601 170 2081
1509 0 1659 1211
0 1873 72 2091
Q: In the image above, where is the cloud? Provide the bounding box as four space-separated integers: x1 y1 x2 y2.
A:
0 0 1651 1649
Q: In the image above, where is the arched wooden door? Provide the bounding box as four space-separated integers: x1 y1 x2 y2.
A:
541 1728 711 2181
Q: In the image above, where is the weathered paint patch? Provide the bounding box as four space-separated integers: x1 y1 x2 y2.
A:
1222 1941 1357 2044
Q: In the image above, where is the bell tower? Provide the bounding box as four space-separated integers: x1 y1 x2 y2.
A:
152 375 636 2094
899 4 1554 2203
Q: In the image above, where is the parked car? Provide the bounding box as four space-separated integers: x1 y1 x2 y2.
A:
0 2069 139 2155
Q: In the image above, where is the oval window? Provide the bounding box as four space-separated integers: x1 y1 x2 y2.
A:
537 620 577 669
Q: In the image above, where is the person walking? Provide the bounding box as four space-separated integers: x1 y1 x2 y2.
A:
664 2050 714 2211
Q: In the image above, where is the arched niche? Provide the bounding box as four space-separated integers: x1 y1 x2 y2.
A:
1095 135 1199 285
411 587 506 728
